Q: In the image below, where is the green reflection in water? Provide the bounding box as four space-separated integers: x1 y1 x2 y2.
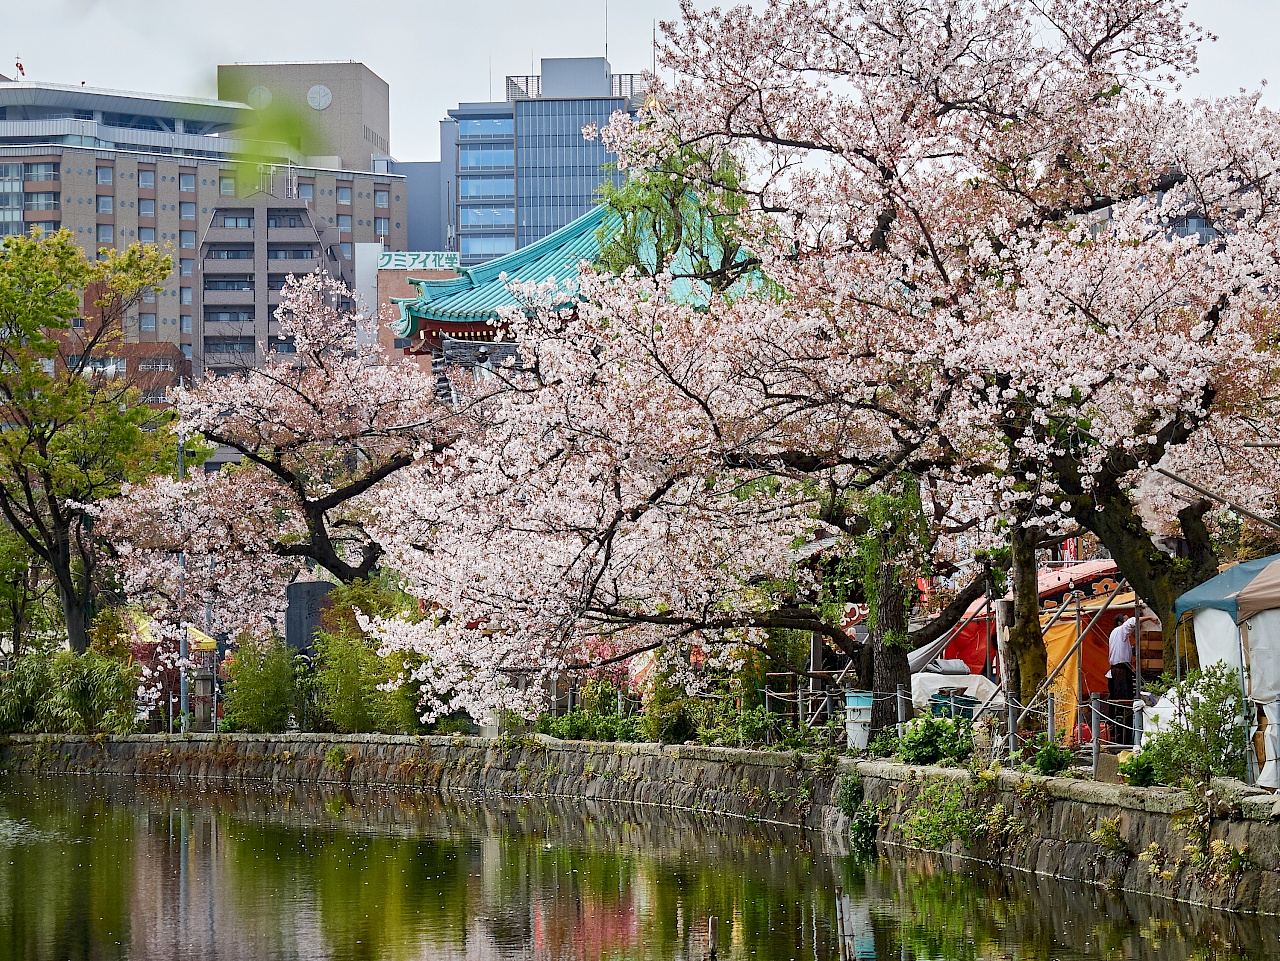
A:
0 775 1276 960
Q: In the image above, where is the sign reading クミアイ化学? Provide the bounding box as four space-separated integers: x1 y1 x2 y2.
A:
378 251 460 271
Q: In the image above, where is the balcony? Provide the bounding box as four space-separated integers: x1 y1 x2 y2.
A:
203 225 256 245
264 257 318 276
202 257 256 274
202 288 255 306
266 226 319 244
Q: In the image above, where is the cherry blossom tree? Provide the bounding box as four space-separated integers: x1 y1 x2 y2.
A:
368 0 1280 718
98 273 458 639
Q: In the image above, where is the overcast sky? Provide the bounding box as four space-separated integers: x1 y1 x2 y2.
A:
3 0 1276 161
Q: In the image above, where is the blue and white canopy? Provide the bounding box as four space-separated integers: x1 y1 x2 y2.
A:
1173 552 1280 624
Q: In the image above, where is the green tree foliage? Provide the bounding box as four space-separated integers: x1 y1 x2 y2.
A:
596 137 756 292
0 650 139 734
0 524 58 656
311 579 425 734
223 635 295 733
0 230 175 653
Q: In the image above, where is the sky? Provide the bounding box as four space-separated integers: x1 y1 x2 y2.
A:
2 0 1277 162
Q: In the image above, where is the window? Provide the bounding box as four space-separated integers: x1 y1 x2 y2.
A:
267 247 314 259
22 162 57 182
459 176 514 198
23 192 58 211
337 214 351 231
96 224 113 244
138 198 155 217
181 316 192 333
179 230 196 249
298 183 313 202
219 176 235 196
208 248 253 259
72 316 85 329
180 287 192 305
140 313 156 332
205 310 253 322
179 202 196 220
179 258 193 277
460 235 516 257
460 206 515 227
181 344 192 361
179 173 195 192
143 289 156 304
267 275 288 291
336 186 351 204
374 217 389 235
265 215 300 228
340 242 352 259
204 275 253 291
137 170 154 189
97 195 113 214
459 145 515 168
96 166 113 185
204 337 254 354
138 227 155 243
458 117 514 137
270 339 298 354
220 215 253 229
374 189 389 208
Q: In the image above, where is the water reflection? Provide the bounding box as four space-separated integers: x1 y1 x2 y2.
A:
0 775 1276 960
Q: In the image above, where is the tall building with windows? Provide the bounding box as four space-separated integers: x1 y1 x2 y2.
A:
439 58 645 266
0 74 408 378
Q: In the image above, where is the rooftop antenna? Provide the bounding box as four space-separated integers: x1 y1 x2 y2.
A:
604 0 609 60
652 20 657 77
488 55 492 101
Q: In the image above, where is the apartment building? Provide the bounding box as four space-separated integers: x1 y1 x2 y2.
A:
439 58 646 266
0 73 408 378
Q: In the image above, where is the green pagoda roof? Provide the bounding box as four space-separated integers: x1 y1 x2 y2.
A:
391 206 617 339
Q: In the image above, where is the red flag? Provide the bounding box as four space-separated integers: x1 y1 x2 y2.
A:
14 60 23 78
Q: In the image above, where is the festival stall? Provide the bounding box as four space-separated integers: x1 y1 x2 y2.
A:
1172 554 1280 789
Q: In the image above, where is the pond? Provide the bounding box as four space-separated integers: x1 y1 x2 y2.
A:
0 775 1277 960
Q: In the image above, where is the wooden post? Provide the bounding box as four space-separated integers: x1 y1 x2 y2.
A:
1047 692 1056 744
1091 693 1102 777
994 599 1015 698
896 683 907 736
708 915 719 958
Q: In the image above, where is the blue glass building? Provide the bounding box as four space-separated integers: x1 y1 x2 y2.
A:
440 58 644 266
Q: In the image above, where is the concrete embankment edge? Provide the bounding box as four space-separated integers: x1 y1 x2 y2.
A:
3 733 1279 914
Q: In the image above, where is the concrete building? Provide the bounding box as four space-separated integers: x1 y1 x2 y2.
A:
439 58 646 266
217 62 391 173
0 74 408 378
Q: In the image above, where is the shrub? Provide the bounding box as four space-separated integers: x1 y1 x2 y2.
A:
311 579 425 734
849 803 881 855
0 650 139 735
1140 663 1249 785
897 715 974 765
1090 815 1129 856
223 635 294 733
835 771 864 819
902 777 982 847
1028 734 1075 777
1118 751 1157 787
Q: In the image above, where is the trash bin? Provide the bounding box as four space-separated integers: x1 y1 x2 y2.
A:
845 691 874 750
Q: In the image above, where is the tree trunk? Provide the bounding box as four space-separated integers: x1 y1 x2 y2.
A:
869 562 912 733
1073 488 1218 668
56 577 90 654
1008 524 1047 707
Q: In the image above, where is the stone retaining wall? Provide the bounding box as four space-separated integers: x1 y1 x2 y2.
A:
3 733 1279 914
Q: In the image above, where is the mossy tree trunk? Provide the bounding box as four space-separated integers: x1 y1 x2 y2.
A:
869 561 913 733
1007 524 1046 707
